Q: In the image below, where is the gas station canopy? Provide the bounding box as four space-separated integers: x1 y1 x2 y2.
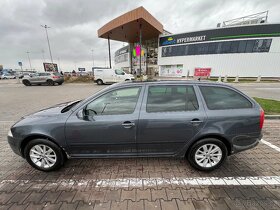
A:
97 7 163 43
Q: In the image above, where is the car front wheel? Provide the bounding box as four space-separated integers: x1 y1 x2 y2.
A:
187 138 227 171
24 139 65 172
22 80 31 86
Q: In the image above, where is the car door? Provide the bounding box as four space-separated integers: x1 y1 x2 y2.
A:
115 69 125 82
137 84 207 155
38 73 48 83
65 85 144 156
29 73 40 83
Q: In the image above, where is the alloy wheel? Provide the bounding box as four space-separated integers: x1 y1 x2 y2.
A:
194 143 222 168
29 144 57 169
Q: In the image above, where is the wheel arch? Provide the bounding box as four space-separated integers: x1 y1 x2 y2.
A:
20 134 67 158
185 134 232 157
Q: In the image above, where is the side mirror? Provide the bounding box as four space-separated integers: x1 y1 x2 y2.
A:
76 109 84 119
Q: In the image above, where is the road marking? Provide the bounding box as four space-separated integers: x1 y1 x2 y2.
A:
1 176 280 187
261 139 280 153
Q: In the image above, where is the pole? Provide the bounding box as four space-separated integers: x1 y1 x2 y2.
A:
139 23 142 77
26 51 32 70
41 25 54 68
91 49 94 68
108 36 112 69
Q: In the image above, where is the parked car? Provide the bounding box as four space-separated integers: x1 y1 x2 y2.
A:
1 73 16 79
22 72 64 86
7 81 264 171
93 68 134 85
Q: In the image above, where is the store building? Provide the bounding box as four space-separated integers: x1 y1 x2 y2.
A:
98 7 280 78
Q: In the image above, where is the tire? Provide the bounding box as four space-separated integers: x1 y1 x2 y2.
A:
57 82 63 85
47 80 54 86
24 139 65 172
187 138 227 171
96 79 103 85
22 80 31 86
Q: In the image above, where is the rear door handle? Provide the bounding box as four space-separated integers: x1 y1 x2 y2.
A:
122 121 135 128
190 119 203 124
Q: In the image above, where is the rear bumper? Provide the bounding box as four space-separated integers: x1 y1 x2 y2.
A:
231 132 263 154
54 78 64 83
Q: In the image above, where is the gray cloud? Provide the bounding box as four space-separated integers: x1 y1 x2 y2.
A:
0 0 279 71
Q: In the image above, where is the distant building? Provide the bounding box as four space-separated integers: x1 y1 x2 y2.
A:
99 7 280 77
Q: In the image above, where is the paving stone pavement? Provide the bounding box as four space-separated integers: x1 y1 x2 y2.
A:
0 84 280 209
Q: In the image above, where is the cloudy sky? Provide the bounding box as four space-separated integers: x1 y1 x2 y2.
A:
1 0 280 71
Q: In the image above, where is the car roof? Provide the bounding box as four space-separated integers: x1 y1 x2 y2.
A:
112 80 233 88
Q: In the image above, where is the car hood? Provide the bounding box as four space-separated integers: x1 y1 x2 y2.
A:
23 100 80 118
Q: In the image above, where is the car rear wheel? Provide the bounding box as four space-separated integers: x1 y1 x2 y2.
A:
57 82 63 85
96 79 103 85
47 80 54 86
24 139 65 172
22 80 31 86
187 138 227 171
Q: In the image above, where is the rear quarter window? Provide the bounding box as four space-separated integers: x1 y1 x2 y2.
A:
199 86 252 110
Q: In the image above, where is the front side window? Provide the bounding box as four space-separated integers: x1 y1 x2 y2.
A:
146 85 199 113
200 86 252 110
85 87 141 116
115 69 125 75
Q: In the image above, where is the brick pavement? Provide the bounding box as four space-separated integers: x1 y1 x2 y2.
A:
0 84 280 209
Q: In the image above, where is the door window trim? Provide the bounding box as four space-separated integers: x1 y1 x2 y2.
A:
142 84 201 114
79 86 144 117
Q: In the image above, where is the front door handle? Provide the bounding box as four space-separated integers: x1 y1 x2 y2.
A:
122 121 135 128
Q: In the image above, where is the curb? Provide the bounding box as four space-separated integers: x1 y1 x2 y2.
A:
265 115 280 119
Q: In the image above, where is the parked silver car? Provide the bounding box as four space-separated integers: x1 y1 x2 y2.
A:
22 72 64 86
1 73 16 79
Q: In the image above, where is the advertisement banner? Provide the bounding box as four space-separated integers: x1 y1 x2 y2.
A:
43 63 58 72
160 65 183 77
78 68 86 71
194 68 211 77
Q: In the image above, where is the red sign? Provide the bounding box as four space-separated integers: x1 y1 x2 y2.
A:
194 68 211 77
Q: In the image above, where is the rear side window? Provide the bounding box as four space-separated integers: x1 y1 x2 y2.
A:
147 85 199 113
200 86 252 110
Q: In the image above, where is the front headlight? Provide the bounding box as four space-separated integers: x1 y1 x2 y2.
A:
8 130 13 137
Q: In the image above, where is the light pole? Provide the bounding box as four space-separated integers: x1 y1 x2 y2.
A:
41 25 54 66
26 51 32 70
91 49 94 68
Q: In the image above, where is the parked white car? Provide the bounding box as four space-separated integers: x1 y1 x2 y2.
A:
1 73 16 79
93 68 134 85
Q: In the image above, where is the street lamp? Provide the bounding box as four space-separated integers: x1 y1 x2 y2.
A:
41 25 54 65
91 49 95 68
26 51 32 70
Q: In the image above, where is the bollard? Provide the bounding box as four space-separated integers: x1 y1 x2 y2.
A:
234 75 239 83
223 75 228 82
217 75 222 82
256 75 261 82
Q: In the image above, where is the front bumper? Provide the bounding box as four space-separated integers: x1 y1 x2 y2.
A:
7 136 22 157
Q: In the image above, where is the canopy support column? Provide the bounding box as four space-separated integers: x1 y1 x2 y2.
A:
108 36 112 68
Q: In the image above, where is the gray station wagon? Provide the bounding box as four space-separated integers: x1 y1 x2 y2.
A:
7 81 264 171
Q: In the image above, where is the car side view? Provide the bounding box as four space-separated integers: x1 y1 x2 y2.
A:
7 81 264 172
22 72 64 86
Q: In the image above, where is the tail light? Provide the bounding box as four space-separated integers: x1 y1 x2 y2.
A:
260 109 265 129
52 76 60 79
